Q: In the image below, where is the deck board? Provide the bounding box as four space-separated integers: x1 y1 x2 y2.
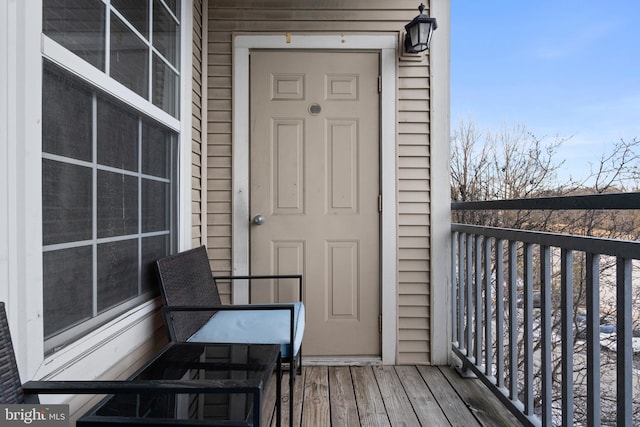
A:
395 365 452 426
440 367 524 427
263 365 525 426
301 366 330 426
328 366 360 426
373 366 421 426
417 365 482 427
351 366 391 426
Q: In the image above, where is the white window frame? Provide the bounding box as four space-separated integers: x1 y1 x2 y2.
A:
1 0 192 381
232 34 398 364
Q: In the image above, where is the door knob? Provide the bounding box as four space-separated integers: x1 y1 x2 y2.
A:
252 214 265 225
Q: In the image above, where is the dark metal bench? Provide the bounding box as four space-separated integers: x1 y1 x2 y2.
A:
155 245 304 427
1 300 282 425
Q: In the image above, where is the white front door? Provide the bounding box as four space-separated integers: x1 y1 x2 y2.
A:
249 50 381 357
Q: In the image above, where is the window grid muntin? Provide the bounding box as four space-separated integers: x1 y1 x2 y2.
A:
42 153 172 184
91 92 98 317
137 119 143 296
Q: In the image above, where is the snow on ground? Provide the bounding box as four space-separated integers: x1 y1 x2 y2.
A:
598 333 640 353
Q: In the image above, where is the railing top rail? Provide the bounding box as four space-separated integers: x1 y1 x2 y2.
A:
452 223 640 259
451 191 640 211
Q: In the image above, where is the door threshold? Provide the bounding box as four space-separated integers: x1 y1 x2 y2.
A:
302 356 383 366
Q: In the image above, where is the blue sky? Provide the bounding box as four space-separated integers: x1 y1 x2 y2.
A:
451 1 640 183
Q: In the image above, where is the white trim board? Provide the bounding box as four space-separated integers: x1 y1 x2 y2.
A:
232 34 398 364
429 0 452 365
3 0 45 379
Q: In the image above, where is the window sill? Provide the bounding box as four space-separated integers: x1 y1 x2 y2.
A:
33 297 163 381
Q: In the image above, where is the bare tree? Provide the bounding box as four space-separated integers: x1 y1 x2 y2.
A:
578 137 640 193
450 118 489 202
451 119 567 202
451 119 568 228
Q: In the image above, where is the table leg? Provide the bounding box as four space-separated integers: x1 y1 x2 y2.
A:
253 390 260 427
289 358 295 427
276 352 282 426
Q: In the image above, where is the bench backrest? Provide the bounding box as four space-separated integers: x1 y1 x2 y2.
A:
156 246 221 341
0 302 26 404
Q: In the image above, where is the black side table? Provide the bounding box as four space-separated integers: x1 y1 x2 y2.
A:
77 342 281 426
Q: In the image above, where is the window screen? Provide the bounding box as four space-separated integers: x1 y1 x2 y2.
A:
43 0 180 118
42 62 178 351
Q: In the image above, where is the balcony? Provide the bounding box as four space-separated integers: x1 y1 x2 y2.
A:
451 193 640 426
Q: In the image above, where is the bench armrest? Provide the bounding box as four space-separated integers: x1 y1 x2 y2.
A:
22 379 263 395
161 304 295 312
213 275 303 303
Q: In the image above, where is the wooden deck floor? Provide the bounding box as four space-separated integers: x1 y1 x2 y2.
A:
262 365 524 427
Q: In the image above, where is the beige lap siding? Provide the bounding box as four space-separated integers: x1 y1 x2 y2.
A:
202 0 434 363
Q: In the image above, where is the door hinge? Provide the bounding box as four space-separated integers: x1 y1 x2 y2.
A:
378 194 382 212
378 76 382 93
379 314 382 334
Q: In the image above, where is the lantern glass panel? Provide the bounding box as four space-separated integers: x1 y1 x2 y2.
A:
409 24 420 47
419 23 429 44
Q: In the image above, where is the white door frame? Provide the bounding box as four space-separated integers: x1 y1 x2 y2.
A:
232 34 397 364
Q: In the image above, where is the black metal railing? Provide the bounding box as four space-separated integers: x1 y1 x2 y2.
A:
451 192 640 427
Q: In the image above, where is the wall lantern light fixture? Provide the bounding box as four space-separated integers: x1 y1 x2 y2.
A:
404 3 438 53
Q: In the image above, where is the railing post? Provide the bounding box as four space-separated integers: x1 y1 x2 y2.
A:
466 234 473 359
523 243 534 417
540 245 552 427
452 231 458 346
475 236 483 367
458 232 466 353
616 258 632 426
586 253 600 427
561 249 574 427
495 238 505 389
508 240 518 402
484 237 493 378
